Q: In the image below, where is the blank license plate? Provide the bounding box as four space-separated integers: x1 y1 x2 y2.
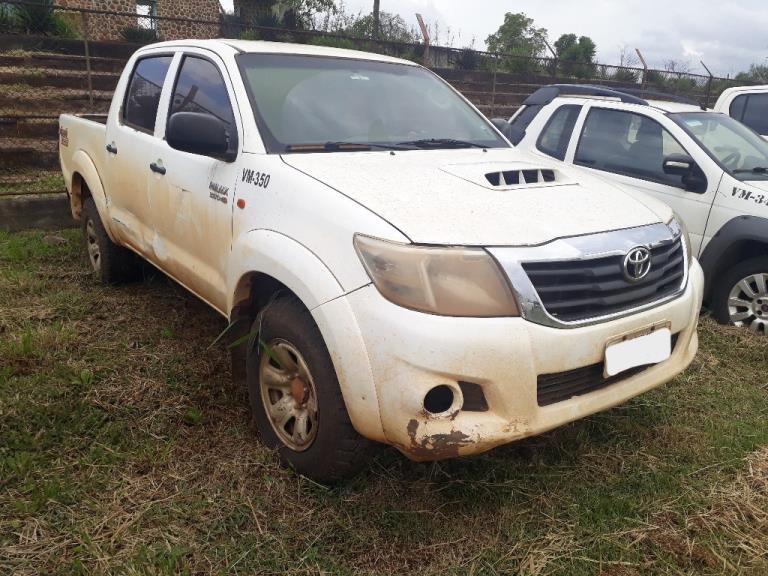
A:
604 327 672 377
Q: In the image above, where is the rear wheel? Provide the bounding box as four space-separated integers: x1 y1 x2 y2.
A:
712 257 768 335
246 296 375 482
82 197 140 284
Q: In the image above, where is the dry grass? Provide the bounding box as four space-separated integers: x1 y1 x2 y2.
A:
0 229 766 575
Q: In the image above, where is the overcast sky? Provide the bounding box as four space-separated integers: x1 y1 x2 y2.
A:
220 1 768 77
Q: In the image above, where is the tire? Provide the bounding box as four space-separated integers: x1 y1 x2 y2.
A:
82 197 140 284
711 256 768 335
246 296 375 482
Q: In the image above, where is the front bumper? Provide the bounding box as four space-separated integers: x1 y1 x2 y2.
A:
333 260 703 460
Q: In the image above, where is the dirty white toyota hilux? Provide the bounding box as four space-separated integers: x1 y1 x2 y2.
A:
59 40 703 481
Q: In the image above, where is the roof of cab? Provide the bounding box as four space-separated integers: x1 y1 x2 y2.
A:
140 38 419 66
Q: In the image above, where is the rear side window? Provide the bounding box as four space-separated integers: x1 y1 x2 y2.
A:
123 55 173 133
169 56 237 154
536 104 581 160
739 94 768 136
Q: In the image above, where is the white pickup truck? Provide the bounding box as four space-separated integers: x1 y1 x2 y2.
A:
60 40 703 481
714 85 768 140
503 85 768 335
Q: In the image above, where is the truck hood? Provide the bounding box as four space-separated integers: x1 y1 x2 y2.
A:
282 148 663 246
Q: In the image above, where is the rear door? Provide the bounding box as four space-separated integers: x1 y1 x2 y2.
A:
728 92 768 140
105 52 174 251
566 105 720 255
147 50 243 311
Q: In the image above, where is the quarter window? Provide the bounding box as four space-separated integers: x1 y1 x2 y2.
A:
575 108 689 187
123 55 173 133
169 56 237 154
536 104 581 160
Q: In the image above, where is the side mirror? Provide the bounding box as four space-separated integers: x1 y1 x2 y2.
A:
664 153 707 193
491 118 525 146
663 153 695 176
167 112 237 162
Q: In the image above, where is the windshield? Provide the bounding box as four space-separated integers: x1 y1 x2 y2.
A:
672 112 768 180
237 53 508 153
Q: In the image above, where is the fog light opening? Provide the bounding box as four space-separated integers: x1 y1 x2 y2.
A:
424 385 455 415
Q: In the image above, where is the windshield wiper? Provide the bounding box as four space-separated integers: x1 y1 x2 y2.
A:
733 167 768 174
284 141 414 153
396 138 487 150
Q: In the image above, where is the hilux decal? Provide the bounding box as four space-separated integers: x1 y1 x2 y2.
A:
209 181 229 204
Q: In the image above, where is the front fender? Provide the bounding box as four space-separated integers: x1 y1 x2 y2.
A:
227 230 385 441
699 215 768 299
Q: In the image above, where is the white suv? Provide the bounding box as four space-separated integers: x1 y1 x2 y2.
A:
714 85 768 141
505 85 768 334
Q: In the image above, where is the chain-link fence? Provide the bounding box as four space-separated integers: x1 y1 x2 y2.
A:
0 0 754 197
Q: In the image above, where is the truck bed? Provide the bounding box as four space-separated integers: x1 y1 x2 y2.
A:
59 113 109 218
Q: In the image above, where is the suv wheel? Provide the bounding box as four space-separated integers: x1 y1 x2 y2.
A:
245 296 375 482
82 197 140 283
712 257 768 335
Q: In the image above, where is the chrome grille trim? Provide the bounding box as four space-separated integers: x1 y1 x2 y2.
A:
488 223 689 329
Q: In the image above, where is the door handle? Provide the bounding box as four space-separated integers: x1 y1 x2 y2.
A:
149 162 166 175
106 143 118 154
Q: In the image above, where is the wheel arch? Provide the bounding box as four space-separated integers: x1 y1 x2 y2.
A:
700 215 768 301
226 230 385 442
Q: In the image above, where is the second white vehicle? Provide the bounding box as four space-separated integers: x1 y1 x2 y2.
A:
504 85 768 334
714 85 768 140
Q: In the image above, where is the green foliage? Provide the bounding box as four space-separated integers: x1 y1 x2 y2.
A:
11 0 72 36
455 48 479 71
486 12 547 58
120 25 158 44
735 63 768 83
0 3 17 33
554 33 597 78
613 67 640 84
308 34 359 50
344 11 418 43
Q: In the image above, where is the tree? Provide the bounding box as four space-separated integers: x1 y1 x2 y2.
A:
345 11 418 43
235 0 335 30
735 64 768 83
553 33 596 78
486 12 547 58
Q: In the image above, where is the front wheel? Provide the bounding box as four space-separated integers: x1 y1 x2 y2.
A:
246 296 375 482
712 257 768 335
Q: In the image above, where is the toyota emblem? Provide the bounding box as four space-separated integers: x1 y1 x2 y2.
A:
623 247 651 282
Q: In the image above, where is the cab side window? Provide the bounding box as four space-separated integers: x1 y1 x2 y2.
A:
730 94 768 136
169 56 237 155
575 108 688 187
123 56 173 133
536 104 581 160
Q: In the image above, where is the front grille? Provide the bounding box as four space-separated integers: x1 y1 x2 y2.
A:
537 334 679 406
522 238 684 322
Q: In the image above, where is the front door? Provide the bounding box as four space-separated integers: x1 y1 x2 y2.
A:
148 52 242 312
568 106 719 255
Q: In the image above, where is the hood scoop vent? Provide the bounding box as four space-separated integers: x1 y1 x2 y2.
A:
485 168 556 187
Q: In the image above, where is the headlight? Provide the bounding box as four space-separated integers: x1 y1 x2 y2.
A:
354 235 520 317
666 214 692 268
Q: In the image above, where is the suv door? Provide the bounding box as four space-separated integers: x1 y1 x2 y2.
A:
148 52 242 311
569 106 719 255
728 93 768 140
105 53 174 250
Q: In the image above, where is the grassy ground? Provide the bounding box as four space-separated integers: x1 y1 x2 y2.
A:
0 229 766 575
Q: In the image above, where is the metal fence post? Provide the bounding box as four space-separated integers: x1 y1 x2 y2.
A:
491 55 498 118
81 11 94 112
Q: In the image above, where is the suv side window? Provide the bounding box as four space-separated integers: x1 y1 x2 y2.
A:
169 56 237 155
123 55 173 133
575 108 689 187
536 104 581 160
737 94 768 136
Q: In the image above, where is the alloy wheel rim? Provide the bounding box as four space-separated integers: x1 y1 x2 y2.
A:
728 273 768 335
85 219 101 272
259 338 319 451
